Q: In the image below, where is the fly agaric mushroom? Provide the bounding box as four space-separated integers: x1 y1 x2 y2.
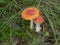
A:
21 7 40 29
33 15 44 32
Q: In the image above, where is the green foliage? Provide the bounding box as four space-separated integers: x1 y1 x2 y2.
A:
0 0 6 3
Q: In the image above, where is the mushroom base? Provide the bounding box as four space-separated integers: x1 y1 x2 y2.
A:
35 24 41 32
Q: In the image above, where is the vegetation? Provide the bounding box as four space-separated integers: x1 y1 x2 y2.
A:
0 0 60 45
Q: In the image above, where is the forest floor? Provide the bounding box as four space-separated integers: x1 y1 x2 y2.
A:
0 0 60 45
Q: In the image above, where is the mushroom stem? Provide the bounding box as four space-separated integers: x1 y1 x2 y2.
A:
35 24 41 32
30 20 34 29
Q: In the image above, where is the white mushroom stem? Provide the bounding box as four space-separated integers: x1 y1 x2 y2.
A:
30 20 34 29
35 24 41 32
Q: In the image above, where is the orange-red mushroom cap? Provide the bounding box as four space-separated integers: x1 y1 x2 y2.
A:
21 7 40 20
34 15 44 24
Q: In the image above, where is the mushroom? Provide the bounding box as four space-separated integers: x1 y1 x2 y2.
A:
33 15 44 32
21 7 40 29
45 27 50 36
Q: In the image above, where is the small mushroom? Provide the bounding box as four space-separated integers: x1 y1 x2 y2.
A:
45 27 50 36
33 15 44 32
21 7 40 29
